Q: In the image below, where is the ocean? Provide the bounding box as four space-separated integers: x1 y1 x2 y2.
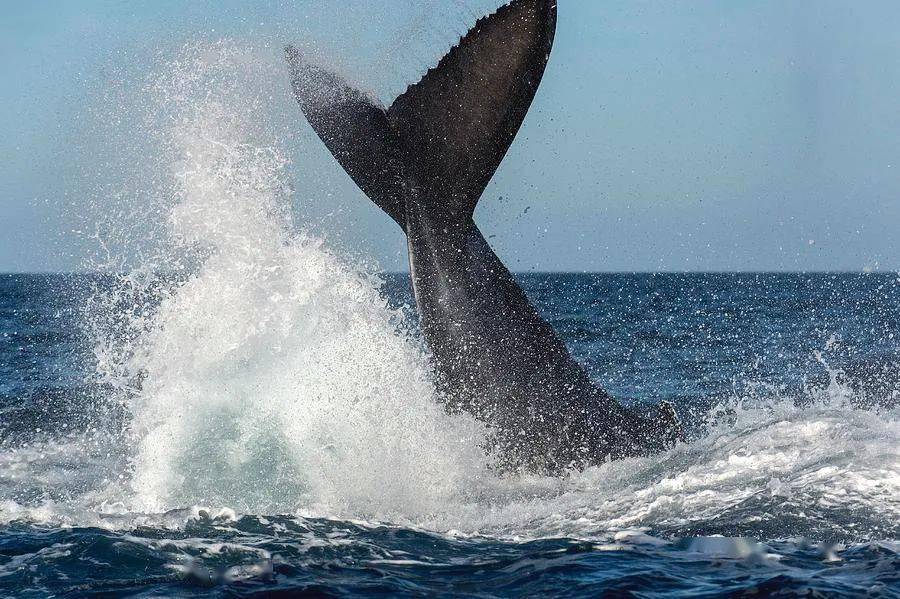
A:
0 272 898 597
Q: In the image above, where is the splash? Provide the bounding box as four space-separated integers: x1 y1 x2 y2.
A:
86 41 488 518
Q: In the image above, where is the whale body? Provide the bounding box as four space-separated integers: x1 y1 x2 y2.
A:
287 0 680 473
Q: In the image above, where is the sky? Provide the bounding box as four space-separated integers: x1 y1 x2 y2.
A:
2 0 899 273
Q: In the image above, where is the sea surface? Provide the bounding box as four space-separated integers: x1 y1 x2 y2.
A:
0 272 898 597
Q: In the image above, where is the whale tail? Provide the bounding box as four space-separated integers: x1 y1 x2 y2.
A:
286 0 558 231
287 0 682 472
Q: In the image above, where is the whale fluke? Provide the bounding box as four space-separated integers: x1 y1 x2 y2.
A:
287 0 556 229
288 0 680 473
285 49 407 228
388 0 557 222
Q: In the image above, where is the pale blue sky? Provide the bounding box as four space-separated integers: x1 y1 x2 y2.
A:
2 1 899 272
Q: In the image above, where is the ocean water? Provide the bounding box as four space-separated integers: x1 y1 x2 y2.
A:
1 41 899 596
1 271 899 597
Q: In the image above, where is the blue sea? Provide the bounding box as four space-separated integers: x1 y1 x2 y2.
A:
1 272 898 597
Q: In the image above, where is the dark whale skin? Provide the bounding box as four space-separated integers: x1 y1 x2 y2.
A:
287 0 679 473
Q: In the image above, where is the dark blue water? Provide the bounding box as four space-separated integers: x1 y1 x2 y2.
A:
1 273 898 597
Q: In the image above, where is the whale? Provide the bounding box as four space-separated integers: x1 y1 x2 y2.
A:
286 0 680 473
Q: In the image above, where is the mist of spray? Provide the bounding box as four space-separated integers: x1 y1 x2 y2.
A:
85 41 489 518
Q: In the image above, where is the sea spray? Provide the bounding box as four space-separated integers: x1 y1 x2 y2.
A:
85 41 488 517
